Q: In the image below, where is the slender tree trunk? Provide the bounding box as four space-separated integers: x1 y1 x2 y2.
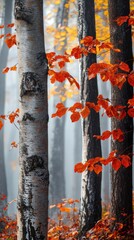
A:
77 0 102 236
50 0 69 206
14 1 48 239
0 0 13 228
108 0 133 229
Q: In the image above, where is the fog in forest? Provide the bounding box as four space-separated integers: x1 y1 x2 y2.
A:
0 0 133 219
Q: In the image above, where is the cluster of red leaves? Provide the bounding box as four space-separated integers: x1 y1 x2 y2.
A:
0 216 17 240
88 62 134 89
115 10 134 26
2 65 17 74
74 151 131 174
46 36 121 90
52 94 134 122
0 196 133 240
0 108 19 130
48 198 79 239
94 128 124 142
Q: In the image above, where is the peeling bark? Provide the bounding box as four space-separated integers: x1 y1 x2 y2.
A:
77 0 102 236
108 0 133 229
14 1 48 239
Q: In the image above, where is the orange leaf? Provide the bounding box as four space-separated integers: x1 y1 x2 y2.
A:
52 107 67 118
115 16 129 26
119 62 130 72
74 162 86 173
80 106 90 118
0 25 4 28
10 65 17 71
127 108 134 117
70 112 80 122
128 72 134 86
0 34 4 39
112 158 121 171
11 141 18 148
101 130 111 140
58 61 65 68
80 36 93 46
128 18 134 25
5 34 16 48
68 102 83 112
128 96 134 107
120 155 131 168
0 120 3 130
7 23 14 28
2 67 9 74
112 129 124 142
71 46 82 59
60 207 71 213
93 164 102 174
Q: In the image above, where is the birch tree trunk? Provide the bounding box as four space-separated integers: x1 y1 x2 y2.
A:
77 0 102 236
14 1 48 239
108 0 133 229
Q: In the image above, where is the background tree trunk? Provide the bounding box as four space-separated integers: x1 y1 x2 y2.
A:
77 0 102 236
108 0 133 229
0 0 13 229
50 0 69 206
14 0 48 239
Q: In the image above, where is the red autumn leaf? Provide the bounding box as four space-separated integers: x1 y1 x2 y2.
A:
99 42 113 50
128 96 134 107
93 164 102 174
74 162 86 173
5 34 16 48
127 108 134 117
8 110 19 123
68 102 83 112
112 129 124 142
101 130 111 140
11 141 18 148
58 61 65 68
2 67 9 74
128 17 134 25
60 207 71 213
80 36 93 46
10 65 17 71
71 46 82 59
7 23 14 28
70 112 80 122
128 72 134 86
80 106 90 118
112 158 121 171
0 34 4 39
93 130 111 140
115 16 129 26
0 194 7 200
0 120 3 130
120 155 131 168
0 24 4 28
119 62 130 72
52 106 67 118
0 115 6 120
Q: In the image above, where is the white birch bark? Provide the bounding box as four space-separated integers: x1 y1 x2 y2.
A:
14 1 48 239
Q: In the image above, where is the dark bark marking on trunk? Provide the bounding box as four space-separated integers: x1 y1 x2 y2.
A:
37 52 48 67
14 0 33 24
21 143 28 156
20 72 42 97
22 113 35 121
24 155 44 174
